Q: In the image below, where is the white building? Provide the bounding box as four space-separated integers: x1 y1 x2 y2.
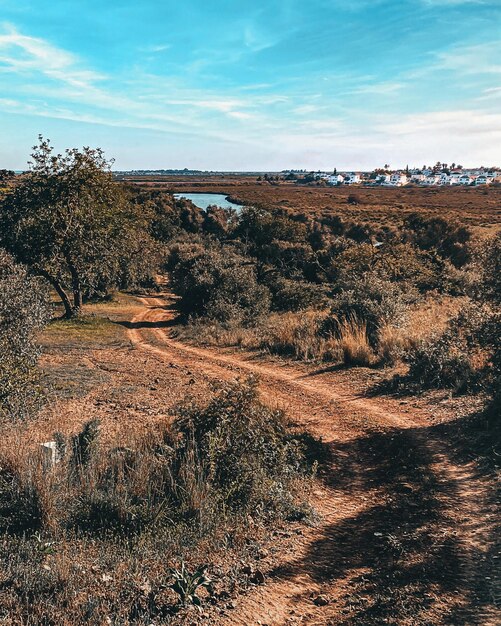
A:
389 173 408 186
410 173 426 183
459 175 473 185
474 175 491 185
328 174 344 185
344 173 361 185
425 174 440 185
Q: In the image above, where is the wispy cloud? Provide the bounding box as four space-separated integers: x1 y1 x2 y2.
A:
0 23 105 87
433 41 501 75
139 43 171 53
349 81 403 95
421 0 488 5
0 24 264 136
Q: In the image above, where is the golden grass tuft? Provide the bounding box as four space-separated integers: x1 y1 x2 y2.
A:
335 316 375 367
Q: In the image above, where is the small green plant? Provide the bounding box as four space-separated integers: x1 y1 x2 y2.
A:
32 532 56 556
168 561 213 609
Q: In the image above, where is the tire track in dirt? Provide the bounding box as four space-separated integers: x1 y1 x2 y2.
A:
128 295 500 626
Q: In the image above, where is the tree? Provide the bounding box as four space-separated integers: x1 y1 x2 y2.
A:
0 137 155 317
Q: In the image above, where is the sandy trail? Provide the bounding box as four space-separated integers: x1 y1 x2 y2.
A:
128 295 499 626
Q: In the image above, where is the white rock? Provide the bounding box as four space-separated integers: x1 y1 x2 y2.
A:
39 441 61 467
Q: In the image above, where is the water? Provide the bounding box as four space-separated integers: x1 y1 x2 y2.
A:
173 192 242 212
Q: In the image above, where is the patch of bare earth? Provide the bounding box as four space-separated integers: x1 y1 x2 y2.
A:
126 294 499 626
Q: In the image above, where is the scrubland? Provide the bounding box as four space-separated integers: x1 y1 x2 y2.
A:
0 155 499 624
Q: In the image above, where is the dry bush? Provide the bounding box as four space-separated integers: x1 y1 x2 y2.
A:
325 275 416 349
376 296 463 366
402 304 492 392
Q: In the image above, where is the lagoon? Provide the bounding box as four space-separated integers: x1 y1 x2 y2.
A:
173 192 242 212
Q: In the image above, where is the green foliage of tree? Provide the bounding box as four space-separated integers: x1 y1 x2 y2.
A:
234 207 307 250
335 242 441 291
0 137 158 317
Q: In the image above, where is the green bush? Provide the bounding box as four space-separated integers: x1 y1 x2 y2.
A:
0 250 49 421
325 275 415 348
406 333 476 391
335 242 440 291
174 378 310 518
169 243 270 325
265 275 327 312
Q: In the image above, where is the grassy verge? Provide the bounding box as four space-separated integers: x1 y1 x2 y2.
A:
174 295 463 370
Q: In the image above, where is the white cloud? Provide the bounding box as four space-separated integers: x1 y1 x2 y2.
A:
434 41 501 75
422 0 487 5
349 81 403 95
0 23 105 87
140 43 171 53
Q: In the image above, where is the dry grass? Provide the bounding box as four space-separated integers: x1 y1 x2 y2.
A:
175 295 465 375
335 317 375 367
261 311 329 361
376 295 465 366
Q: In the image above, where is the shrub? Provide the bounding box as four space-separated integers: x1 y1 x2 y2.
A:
476 232 501 305
404 305 489 391
347 194 361 205
169 243 270 325
0 461 43 533
4 382 312 538
325 276 416 348
174 378 310 518
403 213 471 267
0 250 49 421
265 275 327 312
406 333 476 391
334 242 439 291
234 206 307 249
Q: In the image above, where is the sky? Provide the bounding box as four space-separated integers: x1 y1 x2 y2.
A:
0 0 500 171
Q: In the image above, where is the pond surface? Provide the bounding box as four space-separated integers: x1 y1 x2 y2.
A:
173 192 242 212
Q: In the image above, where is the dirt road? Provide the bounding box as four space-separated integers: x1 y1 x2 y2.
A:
128 295 499 626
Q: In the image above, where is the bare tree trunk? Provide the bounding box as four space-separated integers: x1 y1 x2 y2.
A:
66 258 82 315
38 270 74 318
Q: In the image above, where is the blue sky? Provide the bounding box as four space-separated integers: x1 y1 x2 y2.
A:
0 0 500 170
